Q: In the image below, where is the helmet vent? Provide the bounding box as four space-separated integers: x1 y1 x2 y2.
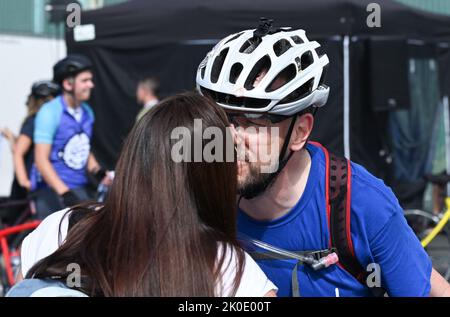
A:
291 36 304 44
200 87 271 109
266 64 296 92
273 39 292 57
229 63 243 84
200 65 206 79
318 63 328 86
239 37 262 54
279 78 314 105
210 48 229 83
244 55 271 90
300 51 314 71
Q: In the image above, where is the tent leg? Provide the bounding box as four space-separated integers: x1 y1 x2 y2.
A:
343 36 350 159
443 96 450 196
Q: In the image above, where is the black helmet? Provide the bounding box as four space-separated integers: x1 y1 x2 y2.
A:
53 54 93 85
31 80 61 98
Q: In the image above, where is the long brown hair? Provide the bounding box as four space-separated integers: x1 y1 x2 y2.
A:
25 95 53 119
27 92 244 296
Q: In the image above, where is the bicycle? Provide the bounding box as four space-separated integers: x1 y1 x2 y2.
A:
0 197 40 296
0 172 114 296
404 173 450 281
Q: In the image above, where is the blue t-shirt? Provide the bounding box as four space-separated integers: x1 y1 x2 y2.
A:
19 115 36 174
34 97 94 145
237 143 432 297
32 96 95 190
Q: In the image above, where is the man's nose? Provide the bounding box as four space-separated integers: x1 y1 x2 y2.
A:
230 124 243 146
231 124 253 152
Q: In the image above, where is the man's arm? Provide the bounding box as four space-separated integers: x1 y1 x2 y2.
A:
35 143 69 195
430 268 450 297
87 152 101 174
367 208 432 296
87 153 114 186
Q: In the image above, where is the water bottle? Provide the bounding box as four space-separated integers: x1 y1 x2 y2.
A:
97 183 108 203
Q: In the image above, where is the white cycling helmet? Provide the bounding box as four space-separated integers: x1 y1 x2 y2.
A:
196 19 330 116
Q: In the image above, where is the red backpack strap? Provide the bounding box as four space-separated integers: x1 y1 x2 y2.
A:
328 152 369 284
309 141 366 284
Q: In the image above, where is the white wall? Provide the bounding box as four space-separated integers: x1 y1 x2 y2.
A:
0 34 66 196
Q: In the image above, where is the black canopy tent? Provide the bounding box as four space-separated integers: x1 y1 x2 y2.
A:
65 0 450 189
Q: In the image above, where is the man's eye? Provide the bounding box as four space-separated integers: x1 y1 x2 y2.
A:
247 120 263 126
232 117 249 126
247 118 271 126
229 115 270 127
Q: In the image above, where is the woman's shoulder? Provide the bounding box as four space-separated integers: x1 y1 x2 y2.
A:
216 243 277 297
21 208 72 277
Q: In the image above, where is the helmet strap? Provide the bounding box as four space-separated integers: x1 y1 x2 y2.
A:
62 78 82 107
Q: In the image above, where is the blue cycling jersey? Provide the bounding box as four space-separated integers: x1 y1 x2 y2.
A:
32 95 95 190
238 142 432 297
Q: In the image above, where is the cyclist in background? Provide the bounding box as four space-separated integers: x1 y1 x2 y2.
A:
1 81 59 203
32 54 108 219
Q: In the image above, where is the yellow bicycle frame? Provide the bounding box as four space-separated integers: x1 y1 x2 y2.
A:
422 197 450 248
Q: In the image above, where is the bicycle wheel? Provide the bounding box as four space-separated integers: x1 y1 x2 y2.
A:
404 209 440 241
404 209 450 281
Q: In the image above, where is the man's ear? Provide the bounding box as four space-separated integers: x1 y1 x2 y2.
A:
290 113 314 151
62 77 74 92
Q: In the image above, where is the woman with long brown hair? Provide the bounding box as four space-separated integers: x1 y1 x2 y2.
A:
10 92 276 297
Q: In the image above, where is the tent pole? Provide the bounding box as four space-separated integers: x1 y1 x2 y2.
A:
343 35 350 159
443 96 450 196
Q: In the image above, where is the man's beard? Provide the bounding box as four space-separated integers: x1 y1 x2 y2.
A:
237 162 278 200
